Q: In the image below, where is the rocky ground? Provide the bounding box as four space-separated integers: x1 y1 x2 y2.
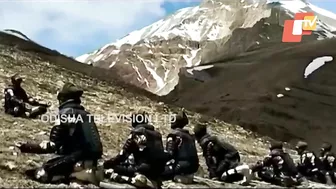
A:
0 39 335 188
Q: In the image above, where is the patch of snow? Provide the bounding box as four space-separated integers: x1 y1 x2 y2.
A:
132 64 143 80
243 5 253 8
279 0 307 14
317 36 324 40
137 56 164 91
174 7 191 18
178 44 185 48
194 59 202 66
96 44 111 55
182 49 201 67
101 5 212 48
143 61 165 90
76 54 90 63
207 25 221 40
109 50 120 56
186 69 194 75
193 65 214 71
109 61 116 68
93 54 104 62
164 69 170 81
304 56 333 78
221 5 232 11
285 87 291 91
277 94 284 98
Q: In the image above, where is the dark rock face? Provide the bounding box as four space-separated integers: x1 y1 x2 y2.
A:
164 39 336 150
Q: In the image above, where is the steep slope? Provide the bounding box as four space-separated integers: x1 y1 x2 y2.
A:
1 31 334 188
0 31 286 188
163 38 336 151
76 0 336 95
0 31 158 101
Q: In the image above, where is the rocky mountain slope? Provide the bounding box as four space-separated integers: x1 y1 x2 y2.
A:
76 0 336 96
164 38 336 150
0 28 334 188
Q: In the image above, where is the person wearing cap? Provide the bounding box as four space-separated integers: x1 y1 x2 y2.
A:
161 110 199 183
4 73 50 118
15 82 103 184
319 142 336 184
251 141 300 187
103 111 166 188
295 141 326 184
193 123 252 185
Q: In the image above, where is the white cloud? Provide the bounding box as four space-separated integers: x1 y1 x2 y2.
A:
0 0 167 54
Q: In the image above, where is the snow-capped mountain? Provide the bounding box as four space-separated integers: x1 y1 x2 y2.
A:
76 0 336 96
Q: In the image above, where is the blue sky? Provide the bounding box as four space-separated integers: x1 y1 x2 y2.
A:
311 0 336 13
0 0 335 57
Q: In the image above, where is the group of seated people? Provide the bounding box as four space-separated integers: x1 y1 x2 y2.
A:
4 74 336 188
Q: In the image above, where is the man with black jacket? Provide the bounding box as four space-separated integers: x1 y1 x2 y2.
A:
251 141 300 187
103 111 167 188
193 123 251 185
4 74 50 118
15 83 103 184
296 141 327 184
161 110 199 183
319 142 336 184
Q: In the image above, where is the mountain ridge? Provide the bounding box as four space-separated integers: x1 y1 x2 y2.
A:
0 30 160 102
76 0 336 96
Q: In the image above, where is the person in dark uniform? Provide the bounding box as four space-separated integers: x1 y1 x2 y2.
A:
4 74 50 118
103 111 167 188
295 141 327 184
251 141 300 187
193 123 251 185
319 142 336 184
15 83 103 184
161 110 199 183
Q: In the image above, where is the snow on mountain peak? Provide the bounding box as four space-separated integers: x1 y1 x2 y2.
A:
76 0 336 96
